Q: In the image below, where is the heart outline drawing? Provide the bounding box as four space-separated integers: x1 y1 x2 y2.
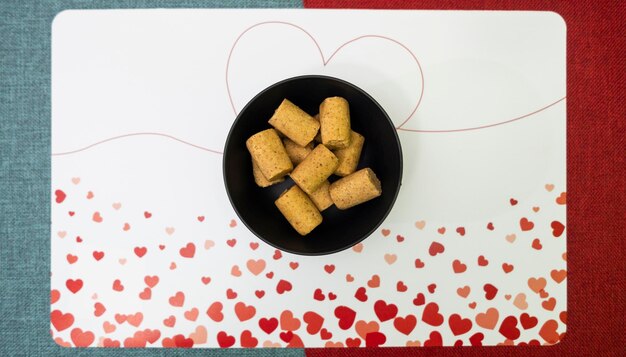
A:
224 21 425 130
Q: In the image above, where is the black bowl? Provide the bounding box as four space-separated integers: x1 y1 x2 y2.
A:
223 75 402 255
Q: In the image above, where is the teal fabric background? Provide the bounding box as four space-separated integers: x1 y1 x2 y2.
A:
0 1 303 356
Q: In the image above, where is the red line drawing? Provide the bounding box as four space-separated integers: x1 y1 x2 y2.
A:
51 132 223 156
51 21 566 157
397 97 566 133
225 21 424 129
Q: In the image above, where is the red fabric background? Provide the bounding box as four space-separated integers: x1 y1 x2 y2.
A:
304 0 625 355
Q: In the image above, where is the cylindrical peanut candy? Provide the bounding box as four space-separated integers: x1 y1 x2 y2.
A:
308 180 333 211
283 138 313 166
246 129 293 181
290 144 339 195
329 168 382 210
275 185 322 236
333 131 364 177
320 97 351 149
252 159 284 187
268 99 320 147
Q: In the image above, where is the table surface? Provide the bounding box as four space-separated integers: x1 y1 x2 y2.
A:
1 0 624 356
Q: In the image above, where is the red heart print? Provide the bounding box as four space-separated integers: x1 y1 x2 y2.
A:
201 276 211 285
437 227 446 234
454 340 463 347
70 328 95 347
280 310 301 331
206 301 224 322
428 242 445 256
92 211 103 223
102 338 120 347
50 289 60 304
68 211 74 216
365 331 386 347
112 279 124 292
510 198 518 206
528 277 547 293
532 238 543 250
334 306 357 330
355 287 368 302
539 319 560 344
320 328 332 340
328 292 337 300
423 331 443 347
127 312 143 327
427 283 437 294
249 242 259 250
414 259 425 268
179 243 196 258
184 308 199 322
92 251 104 261
421 302 443 326
487 222 494 230
551 221 565 237
303 311 324 335
75 236 82 243
542 297 557 311
413 293 425 306
393 315 417 335
279 330 293 343
367 275 380 288
163 315 176 327
144 329 161 344
520 313 538 329
287 333 304 348
469 332 484 346
483 284 498 300
273 250 282 260
114 314 127 324
289 262 299 270
216 331 235 348
502 263 514 273
126 333 147 348
173 334 194 348
475 308 499 330
226 288 237 299
229 219 237 227
65 279 83 294
143 211 152 219
452 260 467 273
258 317 278 334
93 302 106 317
234 302 256 322
381 229 391 236
396 234 405 242
254 290 264 299
345 337 361 347
551 269 567 283
54 189 66 204
374 300 398 322
276 279 292 294
265 271 274 279
324 264 335 274
240 330 258 348
134 246 147 258
468 302 477 309
226 239 237 247
477 255 489 266
197 215 205 222
556 192 566 204
66 254 78 264
498 316 521 340
396 281 408 292
456 286 470 298
519 217 534 231
313 288 325 301
448 313 472 336
168 291 185 307
144 275 159 288
51 310 74 331
456 227 466 236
